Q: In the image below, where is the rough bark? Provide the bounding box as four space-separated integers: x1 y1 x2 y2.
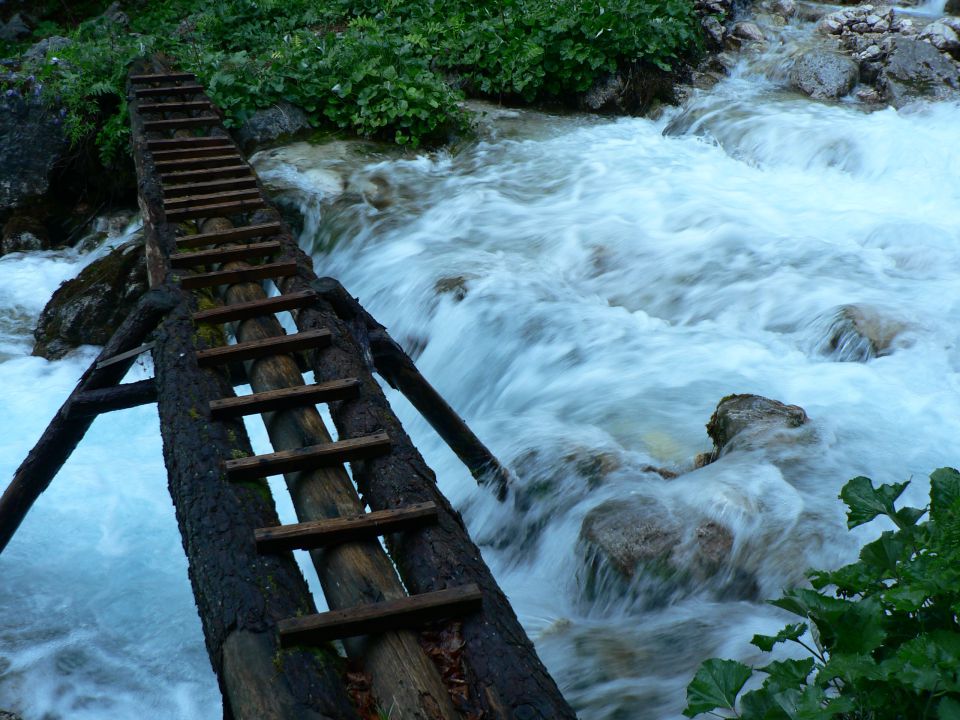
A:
206 229 459 719
152 292 359 720
246 209 576 720
0 287 176 553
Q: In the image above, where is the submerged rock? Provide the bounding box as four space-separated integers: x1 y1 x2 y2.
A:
789 50 860 99
878 36 960 106
706 394 810 457
814 304 910 361
33 237 147 359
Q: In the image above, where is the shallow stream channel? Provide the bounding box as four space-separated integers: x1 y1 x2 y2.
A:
2 2 959 718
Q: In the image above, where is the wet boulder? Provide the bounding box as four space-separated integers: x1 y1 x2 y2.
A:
0 94 68 215
817 5 893 35
579 496 753 604
706 394 810 457
919 19 960 59
948 0 960 16
581 73 627 114
790 50 860 99
0 710 24 720
33 237 147 359
236 101 311 153
814 304 909 361
878 36 960 107
1 214 51 255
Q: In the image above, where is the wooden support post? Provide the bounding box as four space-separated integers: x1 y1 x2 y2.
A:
69 378 158 417
0 288 177 553
312 277 512 501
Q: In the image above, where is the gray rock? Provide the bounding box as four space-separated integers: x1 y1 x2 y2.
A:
581 497 681 578
0 95 68 214
97 2 129 27
0 710 24 720
879 36 960 107
1 214 50 255
947 0 960 15
23 35 72 64
701 16 725 50
919 20 960 57
771 0 797 18
0 13 32 42
581 73 626 113
732 21 765 43
706 394 810 456
33 237 147 359
789 50 860 99
236 101 311 152
816 304 909 361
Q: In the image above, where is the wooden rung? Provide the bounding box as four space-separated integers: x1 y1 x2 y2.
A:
143 116 220 132
164 188 261 211
192 290 315 325
196 328 332 368
148 136 231 151
165 198 265 223
164 177 258 199
155 154 243 172
160 165 253 184
210 378 360 420
138 100 213 114
256 502 437 552
278 584 483 647
134 84 205 98
175 222 281 250
153 145 237 162
170 240 280 269
179 260 295 290
130 71 196 83
225 433 391 481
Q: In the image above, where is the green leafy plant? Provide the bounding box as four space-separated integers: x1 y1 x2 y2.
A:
685 468 960 720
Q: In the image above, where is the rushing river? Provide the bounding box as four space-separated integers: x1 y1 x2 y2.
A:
2 5 960 719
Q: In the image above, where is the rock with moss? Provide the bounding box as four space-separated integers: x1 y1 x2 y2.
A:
705 393 812 459
32 237 147 359
1 213 51 255
0 94 68 215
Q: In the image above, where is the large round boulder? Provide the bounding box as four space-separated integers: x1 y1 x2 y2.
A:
32 237 147 359
236 101 311 153
815 304 910 361
878 36 960 107
789 50 860 99
1 214 51 255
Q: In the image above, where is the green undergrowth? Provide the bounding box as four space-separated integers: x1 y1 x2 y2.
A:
685 468 960 720
4 0 701 166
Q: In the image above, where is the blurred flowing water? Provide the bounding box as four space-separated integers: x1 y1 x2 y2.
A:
3 10 960 720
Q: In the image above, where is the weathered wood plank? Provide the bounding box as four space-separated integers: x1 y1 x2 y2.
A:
155 154 244 172
171 241 280 269
133 84 205 98
129 71 196 83
152 145 237 162
143 116 220 131
255 502 437 552
95 341 155 370
165 198 266 223
175 222 280 250
180 260 296 290
195 328 332 368
160 165 253 184
210 378 360 420
164 176 258 199
224 433 391 481
138 100 213 113
164 188 261 211
147 136 232 151
278 585 483 647
192 290 315 325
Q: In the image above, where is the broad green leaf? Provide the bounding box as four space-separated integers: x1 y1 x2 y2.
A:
939 696 960 720
859 531 905 574
931 467 960 522
759 657 815 687
820 653 881 684
894 505 927 527
840 476 909 529
771 685 839 719
829 597 886 655
882 584 928 612
752 623 808 652
741 688 791 719
683 658 753 717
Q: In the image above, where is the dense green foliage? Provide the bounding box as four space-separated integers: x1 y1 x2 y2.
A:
684 469 960 720
4 0 701 162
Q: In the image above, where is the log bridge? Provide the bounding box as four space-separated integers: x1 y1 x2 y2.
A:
0 64 577 720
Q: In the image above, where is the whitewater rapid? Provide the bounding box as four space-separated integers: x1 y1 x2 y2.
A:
2 10 960 720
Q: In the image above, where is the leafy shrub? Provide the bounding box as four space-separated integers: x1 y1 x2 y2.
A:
684 469 960 720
